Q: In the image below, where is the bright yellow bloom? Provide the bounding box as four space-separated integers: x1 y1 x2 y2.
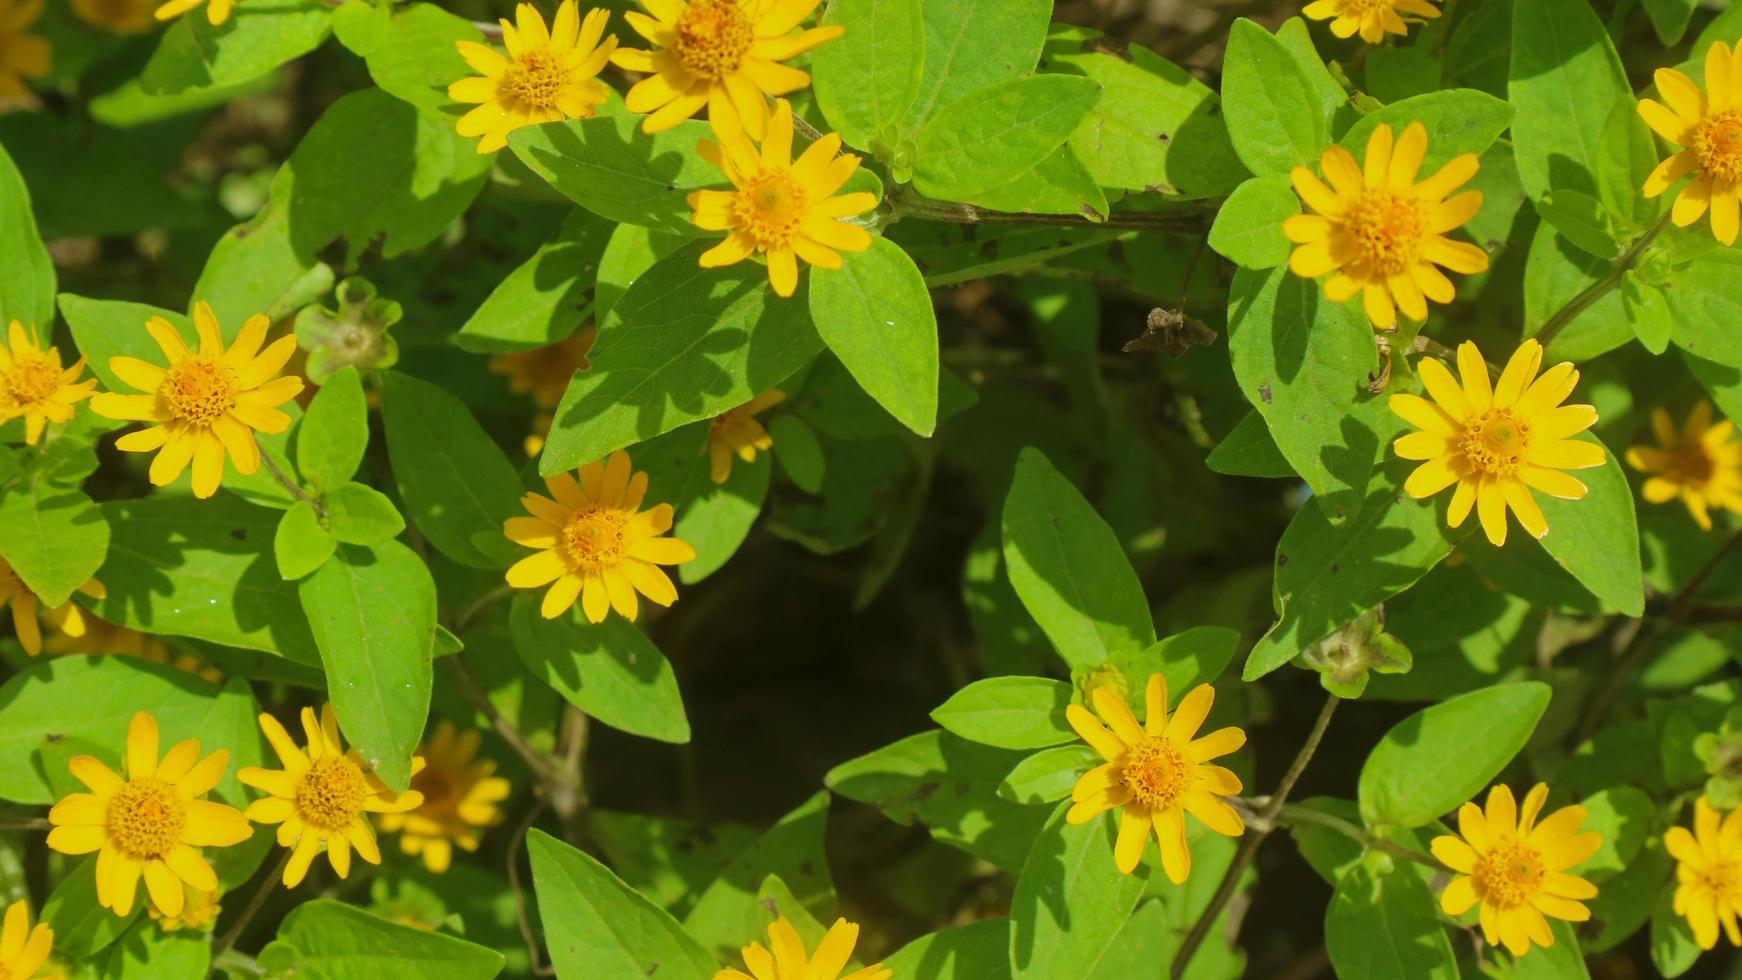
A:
0 0 47 100
46 712 252 918
0 900 56 980
43 615 223 684
238 705 423 889
489 327 597 410
1390 340 1604 547
1065 675 1246 881
1431 783 1601 957
714 916 889 980
1639 42 1742 246
376 721 511 874
708 389 782 483
1667 797 1742 950
1626 401 1742 530
689 99 875 297
0 562 105 658
1301 0 1440 43
149 888 219 933
1284 121 1488 330
504 450 696 622
152 0 230 26
0 322 96 445
449 2 616 154
71 0 157 33
91 302 303 500
612 0 840 140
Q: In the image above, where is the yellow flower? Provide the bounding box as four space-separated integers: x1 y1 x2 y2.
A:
149 888 219 933
1284 121 1488 330
1065 675 1246 881
0 562 105 657
71 0 157 33
488 327 596 410
90 302 303 500
612 0 841 140
1638 41 1742 246
1389 339 1605 547
0 322 96 445
504 450 696 622
376 721 511 874
1626 401 1742 531
708 389 782 483
1301 0 1440 43
45 712 252 918
449 2 616 154
0 0 48 100
714 916 889 980
1667 796 1742 950
43 615 223 684
151 0 230 26
688 99 875 297
238 705 424 889
1430 783 1601 957
0 900 55 980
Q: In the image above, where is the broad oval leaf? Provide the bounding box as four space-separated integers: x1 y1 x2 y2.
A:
0 142 52 330
141 2 333 96
1208 175 1298 270
1534 435 1644 616
811 0 924 152
912 75 1102 201
292 365 367 491
1508 0 1629 202
509 115 720 235
808 237 938 437
1325 861 1458 980
884 919 1011 979
998 744 1098 804
508 593 690 743
257 899 503 979
0 484 109 607
931 676 1076 750
900 0 1051 135
1220 18 1328 175
1338 89 1514 176
1008 802 1148 978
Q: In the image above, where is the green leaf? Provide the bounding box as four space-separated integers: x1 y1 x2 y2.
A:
1597 99 1664 232
1364 47 1442 103
539 243 823 476
595 223 689 326
1357 682 1552 828
526 829 716 980
768 415 825 493
0 142 53 330
298 541 436 789
0 484 108 607
257 899 503 979
681 792 833 961
330 1 481 113
1641 0 1698 45
1220 18 1328 176
41 859 138 960
1577 786 1654 879
960 144 1109 219
1533 435 1643 616
811 0 923 152
1117 626 1241 696
1500 919 1591 978
274 500 336 581
1650 889 1701 978
1206 411 1295 479
293 365 367 490
911 75 1102 201
509 116 720 235
191 200 335 331
456 209 612 353
58 295 190 392
380 371 524 569
326 483 406 546
808 238 938 436
141 2 332 95
1325 860 1458 980
884 919 1010 980
1008 802 1148 979
1508 0 1629 201
1338 88 1514 175
1537 189 1621 259
1623 273 1672 355
1273 16 1346 124
1002 447 1156 670
674 450 768 585
998 744 1098 804
900 0 1050 135
1667 262 1742 368
1522 225 1630 362
931 677 1076 750
1208 175 1298 269
508 594 690 743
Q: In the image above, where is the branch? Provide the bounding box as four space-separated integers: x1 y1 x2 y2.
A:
1266 802 1444 871
507 796 558 977
445 655 570 793
1535 210 1673 350
260 453 325 519
891 189 1217 232
210 849 292 960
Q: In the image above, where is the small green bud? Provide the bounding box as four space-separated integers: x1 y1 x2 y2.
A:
1296 606 1412 699
295 277 402 384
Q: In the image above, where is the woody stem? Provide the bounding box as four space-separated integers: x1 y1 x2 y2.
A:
210 848 292 960
1534 210 1673 351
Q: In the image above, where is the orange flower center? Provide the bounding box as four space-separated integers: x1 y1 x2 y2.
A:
1474 837 1545 909
106 777 187 859
1 353 60 408
506 49 572 111
410 765 457 818
1695 857 1742 898
675 0 754 80
1120 736 1189 811
297 756 369 831
160 357 239 426
1667 439 1718 487
1343 188 1427 276
1693 109 1742 185
736 174 807 249
1461 409 1531 476
562 506 628 569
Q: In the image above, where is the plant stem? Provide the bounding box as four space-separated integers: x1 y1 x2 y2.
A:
452 585 514 636
0 818 49 831
445 655 570 793
1534 210 1673 350
259 453 325 519
891 190 1216 232
508 796 557 977
211 848 292 961
1170 694 1340 980
1269 803 1444 871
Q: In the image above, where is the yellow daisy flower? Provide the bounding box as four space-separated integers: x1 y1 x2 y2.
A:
448 2 617 155
0 900 55 980
376 721 511 874
151 0 230 26
0 322 96 445
43 615 223 684
688 99 876 297
72 0 157 33
1065 675 1246 881
714 916 890 980
1639 41 1742 246
1389 339 1605 547
1284 121 1488 330
0 562 105 658
488 327 596 410
90 302 303 500
45 712 252 918
612 0 841 140
149 888 219 933
708 389 782 483
0 0 47 100
1666 796 1742 950
1430 783 1601 958
504 450 696 623
238 704 424 889
1301 0 1440 43
1626 401 1742 531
